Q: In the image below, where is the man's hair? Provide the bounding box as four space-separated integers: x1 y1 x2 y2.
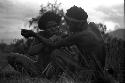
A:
66 6 88 21
38 11 62 30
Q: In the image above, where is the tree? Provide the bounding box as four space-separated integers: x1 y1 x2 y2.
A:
28 0 64 31
97 23 107 35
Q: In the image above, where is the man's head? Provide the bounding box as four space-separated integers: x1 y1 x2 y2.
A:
38 11 62 35
65 6 88 32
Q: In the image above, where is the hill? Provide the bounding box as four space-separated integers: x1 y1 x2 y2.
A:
108 29 125 40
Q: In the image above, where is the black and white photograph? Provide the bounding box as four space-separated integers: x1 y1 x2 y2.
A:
0 0 124 83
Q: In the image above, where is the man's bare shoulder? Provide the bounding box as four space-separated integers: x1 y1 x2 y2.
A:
76 29 97 38
82 29 102 42
74 29 101 47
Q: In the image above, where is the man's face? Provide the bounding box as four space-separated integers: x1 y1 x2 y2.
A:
46 21 59 35
65 19 78 32
47 26 59 35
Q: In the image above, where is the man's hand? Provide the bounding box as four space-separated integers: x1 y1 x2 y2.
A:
21 29 36 38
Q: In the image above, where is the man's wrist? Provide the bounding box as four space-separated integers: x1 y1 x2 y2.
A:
33 33 37 37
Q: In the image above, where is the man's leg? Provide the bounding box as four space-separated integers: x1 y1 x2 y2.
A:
5 53 40 77
50 49 83 79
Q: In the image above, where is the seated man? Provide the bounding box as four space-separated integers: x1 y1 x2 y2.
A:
26 6 106 81
6 11 62 77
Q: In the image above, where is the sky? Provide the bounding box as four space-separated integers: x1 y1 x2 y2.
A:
0 0 124 43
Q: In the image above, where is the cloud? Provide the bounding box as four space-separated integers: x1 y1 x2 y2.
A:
95 4 124 29
0 0 38 21
0 0 124 43
0 0 39 40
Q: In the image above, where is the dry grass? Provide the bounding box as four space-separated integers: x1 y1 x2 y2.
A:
0 72 76 83
0 65 76 83
0 51 77 83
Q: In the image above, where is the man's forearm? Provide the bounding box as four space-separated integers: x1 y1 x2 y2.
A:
34 33 74 48
34 34 54 46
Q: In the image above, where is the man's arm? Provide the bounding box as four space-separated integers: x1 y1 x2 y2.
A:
34 33 77 48
21 29 73 47
34 30 100 48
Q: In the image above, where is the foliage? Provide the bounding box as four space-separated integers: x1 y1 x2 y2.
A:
96 23 107 35
28 1 64 31
105 37 125 82
0 43 7 52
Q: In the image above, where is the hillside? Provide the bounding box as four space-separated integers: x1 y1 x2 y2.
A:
108 29 125 40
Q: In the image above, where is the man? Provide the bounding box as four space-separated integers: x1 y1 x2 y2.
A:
6 11 62 77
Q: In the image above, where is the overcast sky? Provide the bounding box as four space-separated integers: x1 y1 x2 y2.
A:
0 0 124 42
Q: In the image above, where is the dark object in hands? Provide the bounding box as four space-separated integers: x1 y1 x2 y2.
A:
21 29 36 38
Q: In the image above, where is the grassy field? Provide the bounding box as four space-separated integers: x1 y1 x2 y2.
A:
0 52 76 83
0 51 120 83
0 71 76 83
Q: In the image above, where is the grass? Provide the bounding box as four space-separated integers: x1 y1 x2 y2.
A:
0 51 77 83
0 64 76 83
0 71 76 83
